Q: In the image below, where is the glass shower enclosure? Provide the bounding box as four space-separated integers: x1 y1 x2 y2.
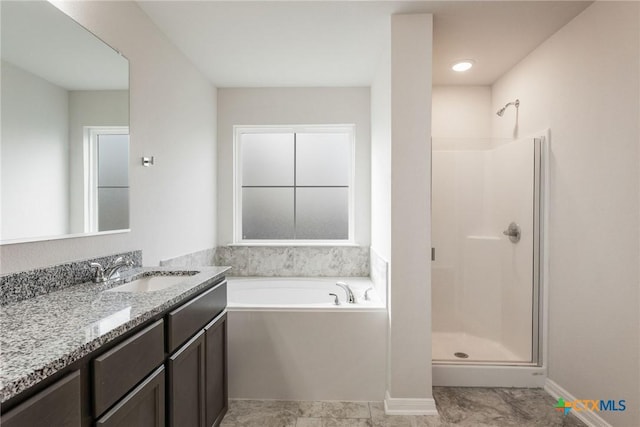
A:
431 136 543 365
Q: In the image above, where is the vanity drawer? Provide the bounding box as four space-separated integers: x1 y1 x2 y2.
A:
96 366 165 427
1 370 81 427
166 281 226 353
93 319 165 416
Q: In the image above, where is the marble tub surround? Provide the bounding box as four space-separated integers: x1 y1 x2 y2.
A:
160 247 217 267
0 265 229 403
215 246 369 276
0 250 142 306
219 387 586 427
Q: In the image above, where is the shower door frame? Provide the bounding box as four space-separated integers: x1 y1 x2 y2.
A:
531 136 543 367
432 132 549 387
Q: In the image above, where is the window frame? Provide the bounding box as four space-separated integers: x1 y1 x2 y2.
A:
233 124 356 245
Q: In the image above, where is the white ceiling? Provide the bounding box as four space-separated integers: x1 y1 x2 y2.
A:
138 0 592 87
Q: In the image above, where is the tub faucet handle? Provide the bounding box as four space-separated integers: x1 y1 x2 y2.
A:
364 287 373 301
329 293 341 306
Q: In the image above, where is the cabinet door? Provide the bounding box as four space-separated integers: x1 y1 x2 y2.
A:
1 370 81 427
168 330 205 427
205 312 228 427
95 366 165 427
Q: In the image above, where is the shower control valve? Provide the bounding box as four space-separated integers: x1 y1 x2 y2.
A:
503 222 522 243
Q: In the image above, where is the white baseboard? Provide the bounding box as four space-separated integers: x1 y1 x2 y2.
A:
544 379 612 427
384 391 439 415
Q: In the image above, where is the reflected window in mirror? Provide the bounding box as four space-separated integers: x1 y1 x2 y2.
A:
234 125 355 244
85 127 130 233
1 1 129 244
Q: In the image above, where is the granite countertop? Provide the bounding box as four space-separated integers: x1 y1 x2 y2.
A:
0 266 229 403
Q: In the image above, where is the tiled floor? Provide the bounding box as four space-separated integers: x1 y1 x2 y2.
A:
220 387 587 426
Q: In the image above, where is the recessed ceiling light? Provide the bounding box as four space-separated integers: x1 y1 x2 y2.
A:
452 60 474 72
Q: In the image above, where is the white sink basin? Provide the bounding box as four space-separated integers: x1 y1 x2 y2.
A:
105 275 188 293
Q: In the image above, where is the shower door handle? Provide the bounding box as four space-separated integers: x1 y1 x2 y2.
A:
503 222 521 243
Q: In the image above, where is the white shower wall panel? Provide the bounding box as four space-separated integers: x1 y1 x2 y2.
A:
462 236 502 344
432 138 535 362
486 140 534 361
431 149 486 334
431 266 457 332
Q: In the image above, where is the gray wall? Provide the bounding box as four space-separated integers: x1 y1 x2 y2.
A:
1 61 69 240
216 87 371 246
492 2 640 425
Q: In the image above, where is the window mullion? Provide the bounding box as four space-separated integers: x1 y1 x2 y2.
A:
293 132 297 239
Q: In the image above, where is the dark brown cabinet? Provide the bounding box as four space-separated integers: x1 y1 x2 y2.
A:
93 320 165 417
166 283 227 353
1 279 227 427
95 366 165 427
168 311 228 427
1 370 81 427
205 312 228 427
168 330 206 427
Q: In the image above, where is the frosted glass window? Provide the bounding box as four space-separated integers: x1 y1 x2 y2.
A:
296 188 348 239
242 188 294 239
296 133 350 186
98 134 129 187
96 132 129 232
236 126 353 242
98 188 129 231
241 133 294 186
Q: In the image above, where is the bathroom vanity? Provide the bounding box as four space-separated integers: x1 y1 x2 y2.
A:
0 266 229 427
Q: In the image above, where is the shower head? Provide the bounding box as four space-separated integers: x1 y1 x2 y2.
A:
496 99 520 117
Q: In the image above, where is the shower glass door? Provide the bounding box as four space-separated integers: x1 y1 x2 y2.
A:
431 137 542 364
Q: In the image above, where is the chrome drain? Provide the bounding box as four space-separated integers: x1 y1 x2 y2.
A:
454 352 469 359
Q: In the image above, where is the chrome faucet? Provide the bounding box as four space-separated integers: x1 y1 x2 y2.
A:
328 293 341 306
336 281 356 304
90 257 133 283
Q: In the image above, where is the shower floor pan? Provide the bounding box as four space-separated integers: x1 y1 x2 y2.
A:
432 332 525 363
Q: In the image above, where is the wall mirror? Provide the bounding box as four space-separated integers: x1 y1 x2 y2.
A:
1 0 130 244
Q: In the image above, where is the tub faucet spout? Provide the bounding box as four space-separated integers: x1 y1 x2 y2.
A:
336 282 356 304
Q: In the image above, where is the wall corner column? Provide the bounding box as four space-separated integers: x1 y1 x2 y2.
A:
385 13 435 415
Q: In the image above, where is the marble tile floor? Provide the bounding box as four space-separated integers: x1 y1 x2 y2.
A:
220 387 587 427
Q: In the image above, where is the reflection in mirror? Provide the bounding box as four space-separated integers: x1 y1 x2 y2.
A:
1 1 129 243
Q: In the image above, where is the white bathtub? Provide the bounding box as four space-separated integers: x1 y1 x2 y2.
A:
227 276 385 310
226 276 388 401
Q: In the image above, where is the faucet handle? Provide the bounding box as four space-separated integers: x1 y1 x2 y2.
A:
110 256 124 266
329 293 341 306
90 262 106 283
364 287 373 301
